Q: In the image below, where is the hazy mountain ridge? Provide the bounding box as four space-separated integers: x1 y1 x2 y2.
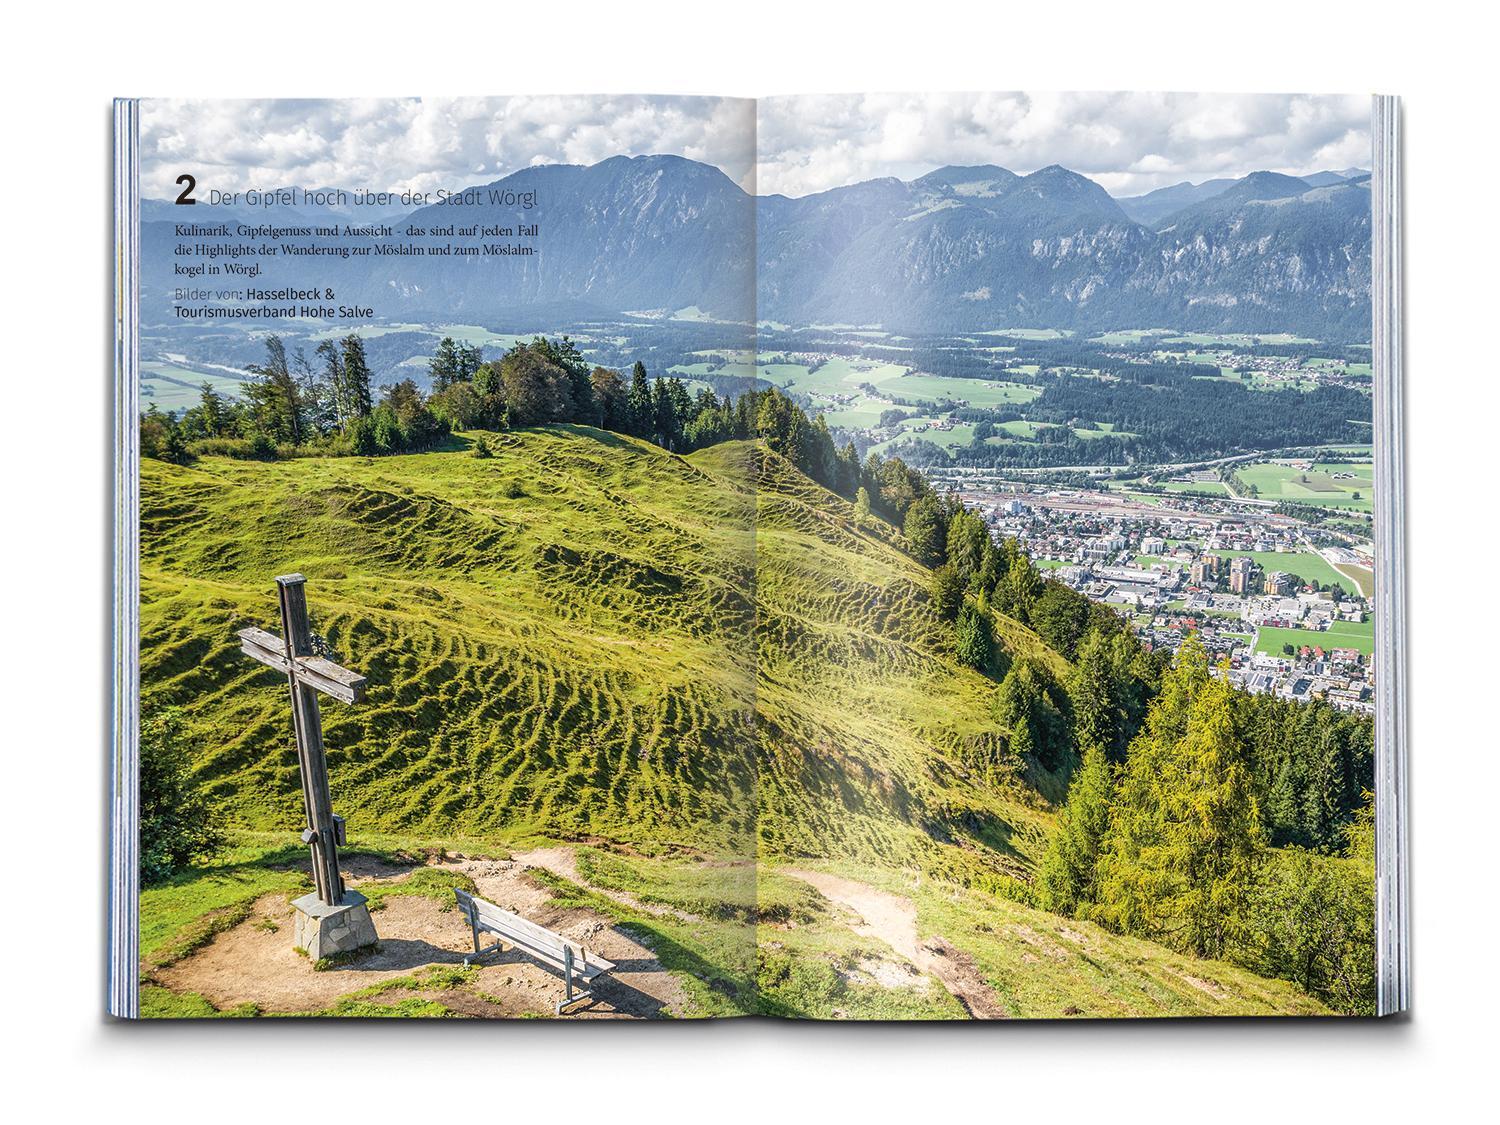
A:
142 156 1371 340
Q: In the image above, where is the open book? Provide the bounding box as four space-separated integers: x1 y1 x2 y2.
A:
110 93 1406 1020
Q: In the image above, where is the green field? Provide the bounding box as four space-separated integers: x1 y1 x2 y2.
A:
141 362 255 410
1089 329 1176 345
1235 461 1373 510
1255 619 1375 657
1217 550 1350 590
978 328 1071 340
1163 480 1229 496
1333 562 1375 597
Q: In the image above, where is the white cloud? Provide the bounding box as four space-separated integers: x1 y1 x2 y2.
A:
139 95 757 198
756 91 1371 197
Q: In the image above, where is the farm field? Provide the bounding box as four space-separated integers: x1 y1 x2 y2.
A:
1235 461 1373 510
1255 619 1375 657
869 421 977 454
1163 480 1229 496
978 328 1070 340
1333 562 1375 597
141 361 255 410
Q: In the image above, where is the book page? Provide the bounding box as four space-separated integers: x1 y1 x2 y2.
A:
750 92 1378 1018
127 96 761 1018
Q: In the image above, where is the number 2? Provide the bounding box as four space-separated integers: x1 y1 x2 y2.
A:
175 174 197 205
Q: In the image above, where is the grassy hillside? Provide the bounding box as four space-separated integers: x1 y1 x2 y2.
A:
140 426 1329 1017
730 442 1068 888
142 426 1062 883
141 425 757 853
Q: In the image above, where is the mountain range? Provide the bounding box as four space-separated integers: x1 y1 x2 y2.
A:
143 156 1372 339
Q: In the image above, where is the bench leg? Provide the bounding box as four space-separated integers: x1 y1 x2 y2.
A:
556 946 592 1015
462 940 503 968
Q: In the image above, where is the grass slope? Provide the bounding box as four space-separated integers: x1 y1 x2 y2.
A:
141 426 1326 1016
142 426 757 854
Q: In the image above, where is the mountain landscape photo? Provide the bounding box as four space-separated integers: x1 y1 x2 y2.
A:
131 93 1380 1021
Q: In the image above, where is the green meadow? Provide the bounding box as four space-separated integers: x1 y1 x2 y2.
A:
1255 619 1375 657
1235 461 1373 510
1216 550 1350 590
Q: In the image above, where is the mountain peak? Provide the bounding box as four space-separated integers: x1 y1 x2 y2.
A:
914 164 1017 185
1010 165 1124 219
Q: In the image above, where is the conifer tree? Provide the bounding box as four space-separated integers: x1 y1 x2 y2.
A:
929 564 964 620
945 508 989 586
1069 629 1123 759
627 361 653 438
954 603 993 670
1040 740 1114 915
902 494 946 567
340 333 374 421
429 336 461 391
197 382 226 437
1094 640 1263 959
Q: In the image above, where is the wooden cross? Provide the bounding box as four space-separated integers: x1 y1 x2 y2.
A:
238 574 366 907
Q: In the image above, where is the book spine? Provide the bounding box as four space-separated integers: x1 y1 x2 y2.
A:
1371 93 1409 1017
110 97 142 1020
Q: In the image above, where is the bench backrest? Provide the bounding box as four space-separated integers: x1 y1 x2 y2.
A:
454 888 588 970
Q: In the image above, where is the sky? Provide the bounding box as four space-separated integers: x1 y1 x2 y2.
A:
140 92 1370 201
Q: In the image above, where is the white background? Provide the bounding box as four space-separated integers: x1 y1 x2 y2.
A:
2 2 1493 1118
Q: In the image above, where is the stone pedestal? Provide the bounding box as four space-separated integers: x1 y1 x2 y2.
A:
292 889 379 961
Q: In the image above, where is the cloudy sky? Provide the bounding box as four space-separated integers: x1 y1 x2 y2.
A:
139 96 757 197
759 92 1370 197
140 92 1370 201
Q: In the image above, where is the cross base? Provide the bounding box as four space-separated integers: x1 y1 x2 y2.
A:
292 890 379 963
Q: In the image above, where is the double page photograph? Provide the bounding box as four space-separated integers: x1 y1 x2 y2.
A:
111 91 1406 1021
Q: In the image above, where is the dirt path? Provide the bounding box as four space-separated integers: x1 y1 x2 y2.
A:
154 857 690 1018
784 869 1008 1019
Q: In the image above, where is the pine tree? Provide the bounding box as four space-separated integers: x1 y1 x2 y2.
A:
1069 629 1123 759
1040 741 1114 915
994 658 1067 769
457 342 482 381
198 382 226 437
929 565 964 620
945 508 989 585
340 334 373 420
430 336 461 391
627 361 653 438
1094 641 1263 959
902 495 946 567
954 603 993 670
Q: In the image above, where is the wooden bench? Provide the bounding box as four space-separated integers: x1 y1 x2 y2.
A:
453 888 616 1014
